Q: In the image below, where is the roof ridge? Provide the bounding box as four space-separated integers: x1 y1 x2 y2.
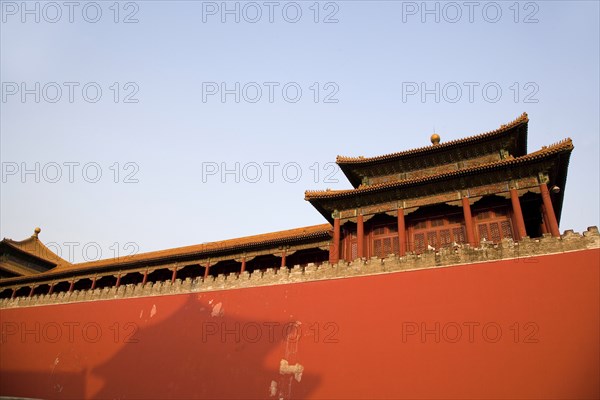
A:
529 137 573 155
336 112 529 164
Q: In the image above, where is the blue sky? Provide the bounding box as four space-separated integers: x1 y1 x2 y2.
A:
1 0 599 263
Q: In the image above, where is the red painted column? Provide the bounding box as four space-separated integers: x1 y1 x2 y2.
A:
330 217 341 264
142 270 148 286
91 276 97 290
10 288 16 299
48 283 54 295
204 262 211 279
115 273 122 288
397 208 406 256
280 251 286 268
171 268 178 283
240 258 246 273
28 286 35 297
540 183 560 237
510 188 527 239
68 280 75 293
462 197 477 246
357 214 364 259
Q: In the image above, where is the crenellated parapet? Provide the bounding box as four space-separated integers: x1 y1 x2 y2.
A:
2 226 598 309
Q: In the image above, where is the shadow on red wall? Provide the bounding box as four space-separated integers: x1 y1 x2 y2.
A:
1 295 321 399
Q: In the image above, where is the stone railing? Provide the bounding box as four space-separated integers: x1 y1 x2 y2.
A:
2 227 598 309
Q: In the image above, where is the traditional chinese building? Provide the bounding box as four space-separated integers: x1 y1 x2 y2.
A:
307 112 572 262
0 113 574 295
0 113 598 400
0 227 71 279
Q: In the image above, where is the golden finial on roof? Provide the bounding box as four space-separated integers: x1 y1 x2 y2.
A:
33 227 41 238
430 133 441 145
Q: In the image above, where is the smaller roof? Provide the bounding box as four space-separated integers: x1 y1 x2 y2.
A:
336 112 529 165
0 224 333 285
1 228 71 270
52 223 332 273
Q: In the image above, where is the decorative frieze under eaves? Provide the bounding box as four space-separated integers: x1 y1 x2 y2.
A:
338 176 541 222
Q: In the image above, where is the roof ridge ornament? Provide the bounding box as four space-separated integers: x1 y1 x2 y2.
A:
32 227 41 238
430 133 441 145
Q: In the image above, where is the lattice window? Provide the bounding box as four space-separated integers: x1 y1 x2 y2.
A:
383 238 392 256
475 207 514 243
411 215 468 252
414 233 425 253
478 224 489 241
373 237 398 258
501 221 513 239
440 229 452 247
452 227 466 243
490 222 501 242
427 231 437 248
374 240 382 258
351 242 358 260
371 222 401 258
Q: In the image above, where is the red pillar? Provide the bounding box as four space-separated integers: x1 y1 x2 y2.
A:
68 280 75 293
540 183 560 237
357 214 364 259
48 283 54 295
171 268 177 283
510 188 527 239
11 288 16 299
397 208 406 256
28 286 35 297
91 276 97 290
115 273 122 288
280 251 286 268
240 257 246 273
330 217 341 264
204 262 211 279
462 197 477 246
142 270 148 286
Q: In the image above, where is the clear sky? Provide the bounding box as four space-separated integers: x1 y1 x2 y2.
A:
1 0 599 263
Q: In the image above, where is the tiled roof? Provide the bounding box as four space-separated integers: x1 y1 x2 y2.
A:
336 112 529 165
53 224 332 272
1 232 71 269
306 138 573 200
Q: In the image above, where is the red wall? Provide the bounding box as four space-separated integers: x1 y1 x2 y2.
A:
1 249 599 399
